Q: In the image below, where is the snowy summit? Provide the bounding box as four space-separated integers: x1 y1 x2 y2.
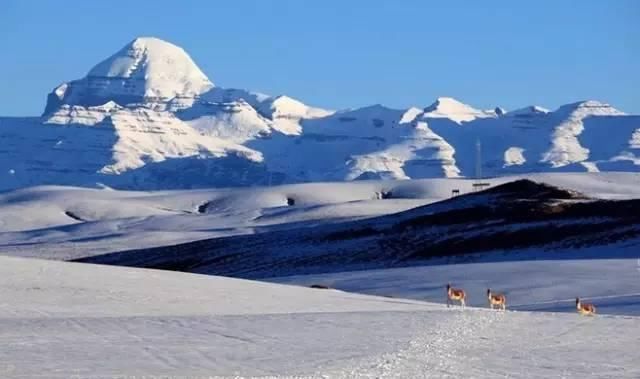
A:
423 96 494 123
46 37 214 112
0 36 637 191
88 37 214 98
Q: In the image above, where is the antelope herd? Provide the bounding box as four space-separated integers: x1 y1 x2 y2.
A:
446 283 597 316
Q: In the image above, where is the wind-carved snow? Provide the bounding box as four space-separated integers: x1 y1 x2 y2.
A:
630 129 640 149
542 101 626 168
268 104 464 182
181 100 272 143
44 102 120 126
102 107 262 174
504 147 526 166
398 107 424 124
259 95 333 135
192 88 333 136
176 94 333 145
611 130 640 166
34 101 264 178
346 120 460 180
580 161 600 172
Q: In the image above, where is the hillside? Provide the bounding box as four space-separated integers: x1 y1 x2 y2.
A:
0 37 639 190
75 177 640 277
271 259 640 316
1 255 638 378
2 173 638 261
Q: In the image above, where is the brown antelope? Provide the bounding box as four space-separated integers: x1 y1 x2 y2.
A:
446 283 466 308
576 297 596 316
487 288 506 311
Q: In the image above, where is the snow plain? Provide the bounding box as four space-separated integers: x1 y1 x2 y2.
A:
1 173 639 377
1 256 638 379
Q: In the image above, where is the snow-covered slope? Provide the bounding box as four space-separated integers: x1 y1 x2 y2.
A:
2 173 638 261
0 104 262 190
1 37 639 190
75 177 640 280
1 256 638 378
272 258 640 316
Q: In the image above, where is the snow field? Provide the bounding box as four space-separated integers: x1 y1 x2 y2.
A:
0 256 638 378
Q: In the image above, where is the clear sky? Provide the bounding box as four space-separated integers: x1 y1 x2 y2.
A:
1 0 638 116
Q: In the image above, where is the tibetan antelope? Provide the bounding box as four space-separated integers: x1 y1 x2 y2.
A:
487 288 506 311
576 297 596 316
446 283 466 308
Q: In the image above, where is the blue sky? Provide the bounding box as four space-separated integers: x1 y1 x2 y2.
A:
1 0 638 116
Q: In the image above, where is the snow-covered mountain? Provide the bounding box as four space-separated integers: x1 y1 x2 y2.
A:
1 37 639 190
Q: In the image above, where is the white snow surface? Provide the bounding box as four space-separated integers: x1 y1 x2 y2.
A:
504 146 526 166
75 37 213 101
0 255 638 378
1 37 639 190
423 96 496 123
272 258 640 316
1 172 639 260
2 36 638 378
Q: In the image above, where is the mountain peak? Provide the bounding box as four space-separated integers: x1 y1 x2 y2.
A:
44 37 214 114
507 105 550 116
555 100 625 117
87 37 214 99
423 97 488 123
426 97 468 109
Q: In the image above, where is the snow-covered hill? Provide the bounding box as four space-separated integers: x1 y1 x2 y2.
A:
2 173 639 260
1 255 638 378
1 37 639 190
75 177 640 279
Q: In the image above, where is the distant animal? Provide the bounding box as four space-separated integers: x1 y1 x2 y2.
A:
576 297 596 316
451 189 460 197
309 284 331 289
446 283 466 308
487 288 506 311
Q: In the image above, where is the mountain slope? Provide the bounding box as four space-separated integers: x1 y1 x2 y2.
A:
1 37 639 190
